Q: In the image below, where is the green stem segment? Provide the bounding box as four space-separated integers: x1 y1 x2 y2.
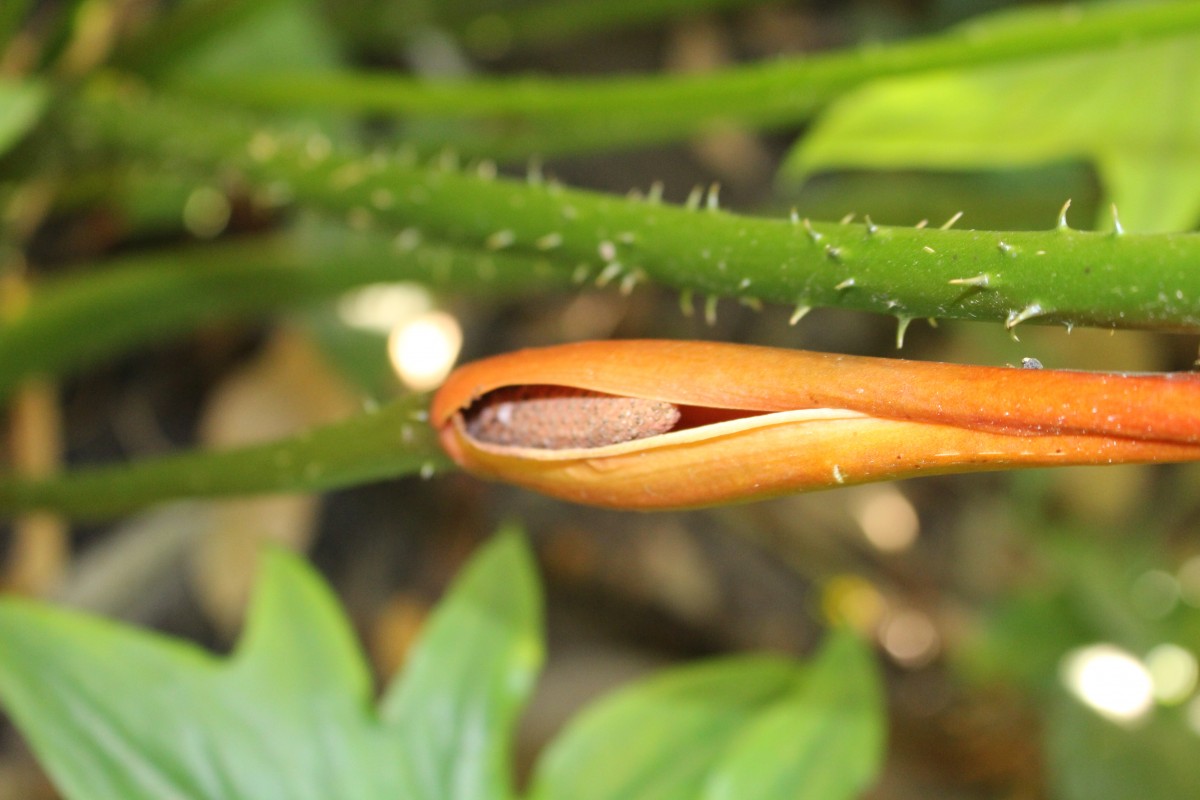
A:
72 86 1200 333
173 1 1200 158
0 397 449 519
0 229 564 405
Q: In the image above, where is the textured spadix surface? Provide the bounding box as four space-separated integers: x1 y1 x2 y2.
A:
432 340 1200 510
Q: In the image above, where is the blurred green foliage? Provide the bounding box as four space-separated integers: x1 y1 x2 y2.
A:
2 0 1200 798
0 529 883 799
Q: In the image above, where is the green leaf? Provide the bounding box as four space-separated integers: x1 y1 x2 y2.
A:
114 0 339 80
703 631 885 800
958 529 1174 690
162 0 340 79
0 78 46 157
528 630 884 800
785 19 1200 232
210 552 400 800
380 525 544 800
528 655 805 800
0 624 225 798
0 549 383 799
1045 693 1200 800
0 531 544 800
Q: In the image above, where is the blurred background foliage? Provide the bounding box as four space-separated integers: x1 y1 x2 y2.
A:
2 0 1200 797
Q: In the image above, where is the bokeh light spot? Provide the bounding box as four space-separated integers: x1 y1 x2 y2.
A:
1060 644 1153 723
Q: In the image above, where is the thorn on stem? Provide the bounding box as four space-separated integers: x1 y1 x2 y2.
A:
485 229 515 250
679 289 695 317
618 270 641 295
939 211 964 230
476 159 497 180
895 316 912 349
394 228 421 252
1056 199 1072 230
595 262 623 287
706 182 721 212
802 218 822 243
370 188 395 210
948 273 990 288
1005 302 1044 330
535 232 563 250
526 157 544 185
437 148 459 172
1110 203 1125 235
329 161 367 189
789 304 812 325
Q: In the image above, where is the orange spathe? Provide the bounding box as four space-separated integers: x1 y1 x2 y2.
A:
432 340 1200 510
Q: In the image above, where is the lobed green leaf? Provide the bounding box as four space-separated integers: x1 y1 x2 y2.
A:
528 630 885 800
528 655 804 800
380 525 544 800
703 631 885 800
0 529 543 800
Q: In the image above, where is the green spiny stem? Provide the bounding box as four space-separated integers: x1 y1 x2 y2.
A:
74 86 1200 334
0 396 449 519
0 228 567 405
174 1 1200 159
